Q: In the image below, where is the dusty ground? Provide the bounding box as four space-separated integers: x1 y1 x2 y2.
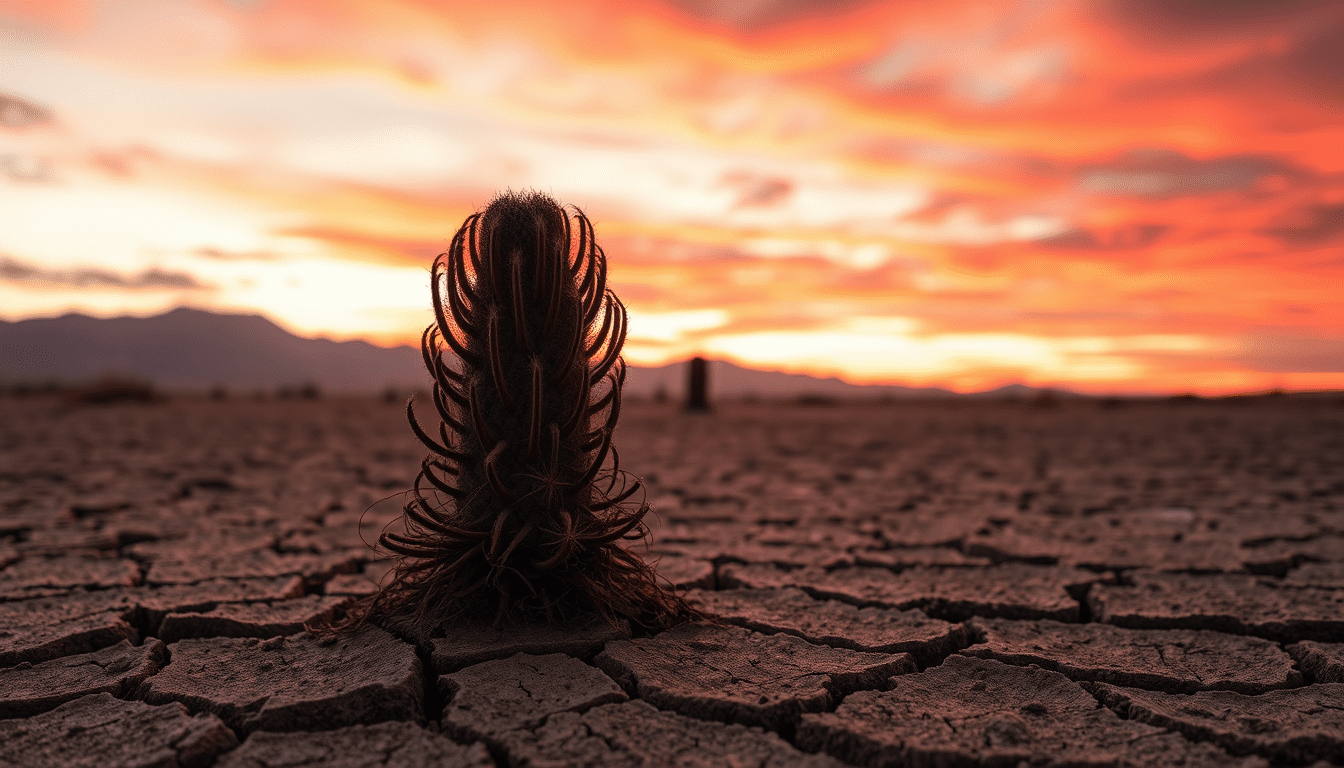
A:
1 394 1342 767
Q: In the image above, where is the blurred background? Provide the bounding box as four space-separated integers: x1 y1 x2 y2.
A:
1 0 1342 396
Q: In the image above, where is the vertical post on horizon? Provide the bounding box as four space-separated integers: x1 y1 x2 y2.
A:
686 356 709 411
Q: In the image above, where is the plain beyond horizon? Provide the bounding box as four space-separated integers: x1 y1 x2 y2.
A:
1 307 1338 404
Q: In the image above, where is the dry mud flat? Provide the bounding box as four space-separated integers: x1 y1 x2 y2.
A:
1 394 1342 767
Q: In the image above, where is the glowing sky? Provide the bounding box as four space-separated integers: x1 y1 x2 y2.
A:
2 0 1342 393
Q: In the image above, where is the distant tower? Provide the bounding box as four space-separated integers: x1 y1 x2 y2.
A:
686 357 709 411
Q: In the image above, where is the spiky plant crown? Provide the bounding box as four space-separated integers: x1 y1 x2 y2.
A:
359 191 694 633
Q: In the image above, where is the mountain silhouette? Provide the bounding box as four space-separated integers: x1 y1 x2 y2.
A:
0 307 1042 398
0 308 423 392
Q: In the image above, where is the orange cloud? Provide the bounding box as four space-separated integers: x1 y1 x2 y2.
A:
1 0 1341 393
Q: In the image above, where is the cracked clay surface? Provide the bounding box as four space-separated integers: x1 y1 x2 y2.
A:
1 395 1341 766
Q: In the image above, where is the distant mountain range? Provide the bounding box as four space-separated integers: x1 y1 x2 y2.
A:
0 307 1054 399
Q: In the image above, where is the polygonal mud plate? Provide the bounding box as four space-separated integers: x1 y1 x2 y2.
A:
1090 681 1344 765
798 656 1264 768
138 626 422 735
440 652 627 743
964 617 1301 694
1090 571 1344 642
0 638 165 718
216 722 493 768
506 699 845 767
689 587 971 665
0 692 237 768
596 622 914 731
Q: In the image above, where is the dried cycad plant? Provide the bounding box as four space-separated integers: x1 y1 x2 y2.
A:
360 191 694 634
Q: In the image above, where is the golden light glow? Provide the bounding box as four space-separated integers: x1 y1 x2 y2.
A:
2 0 1342 393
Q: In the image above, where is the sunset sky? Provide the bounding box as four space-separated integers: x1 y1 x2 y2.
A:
2 0 1342 394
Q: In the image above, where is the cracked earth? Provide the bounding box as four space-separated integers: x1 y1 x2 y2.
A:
1 394 1342 767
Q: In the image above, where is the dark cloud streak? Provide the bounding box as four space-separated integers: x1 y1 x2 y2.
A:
722 170 794 207
661 0 878 30
0 93 52 129
1077 149 1301 198
1263 203 1344 245
0 257 205 290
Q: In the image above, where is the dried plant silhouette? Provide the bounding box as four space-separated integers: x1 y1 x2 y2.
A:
351 191 696 634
